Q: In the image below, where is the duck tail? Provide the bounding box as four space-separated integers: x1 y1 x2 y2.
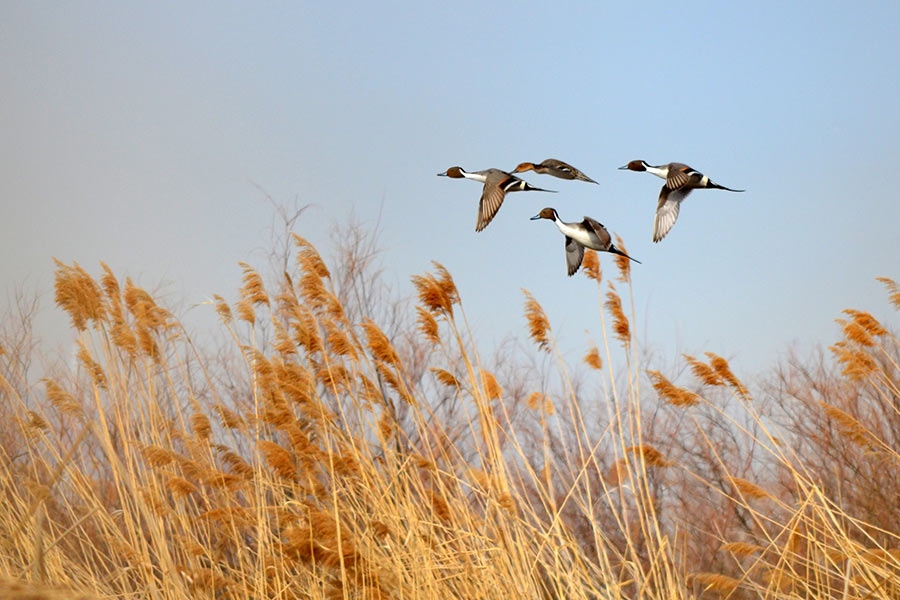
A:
708 181 744 192
526 183 557 193
611 246 641 264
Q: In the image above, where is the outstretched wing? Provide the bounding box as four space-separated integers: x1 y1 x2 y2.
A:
653 186 691 242
476 176 508 232
565 236 585 276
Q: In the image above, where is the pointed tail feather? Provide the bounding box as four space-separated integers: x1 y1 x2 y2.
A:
708 181 744 192
610 246 641 264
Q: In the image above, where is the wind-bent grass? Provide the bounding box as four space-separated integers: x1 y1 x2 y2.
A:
0 237 898 599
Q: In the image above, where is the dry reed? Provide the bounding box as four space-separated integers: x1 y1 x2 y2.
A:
522 289 551 352
3 235 899 600
581 248 601 282
604 284 631 344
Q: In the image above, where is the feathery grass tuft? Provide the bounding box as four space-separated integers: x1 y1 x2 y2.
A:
581 248 601 282
613 233 632 283
605 284 630 344
583 346 603 370
876 276 900 309
522 289 551 352
4 236 900 600
647 370 700 407
52 259 107 331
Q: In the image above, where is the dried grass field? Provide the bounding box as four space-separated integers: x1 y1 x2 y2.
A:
2 230 899 599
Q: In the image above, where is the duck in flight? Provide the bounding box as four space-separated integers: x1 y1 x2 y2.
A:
618 160 744 242
531 207 640 276
512 158 597 184
438 166 555 232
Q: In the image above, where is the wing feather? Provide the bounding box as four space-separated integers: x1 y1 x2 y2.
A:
581 217 612 249
565 236 585 276
653 186 690 242
476 177 507 232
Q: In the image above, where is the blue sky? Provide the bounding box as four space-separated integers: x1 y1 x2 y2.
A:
2 2 898 377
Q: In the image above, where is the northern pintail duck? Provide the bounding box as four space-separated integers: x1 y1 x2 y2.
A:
513 159 597 184
619 160 744 242
531 207 640 276
438 166 555 232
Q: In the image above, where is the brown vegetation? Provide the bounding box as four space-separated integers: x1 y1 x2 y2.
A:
0 233 898 599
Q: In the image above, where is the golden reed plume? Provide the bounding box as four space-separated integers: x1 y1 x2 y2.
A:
604 285 630 344
647 370 700 407
583 346 602 370
522 290 551 352
581 248 601 282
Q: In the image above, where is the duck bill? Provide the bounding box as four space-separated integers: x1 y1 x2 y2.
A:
529 214 542 220
617 164 629 170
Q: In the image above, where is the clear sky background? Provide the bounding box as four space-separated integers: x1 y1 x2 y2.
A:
2 2 898 378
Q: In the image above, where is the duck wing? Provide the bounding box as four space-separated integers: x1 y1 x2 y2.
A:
581 217 612 250
565 236 585 276
475 171 510 232
665 163 704 190
653 186 691 242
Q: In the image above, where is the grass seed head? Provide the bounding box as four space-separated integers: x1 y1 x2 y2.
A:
166 476 199 498
843 309 888 337
683 354 724 386
214 404 246 430
218 449 255 479
213 294 232 323
720 541 764 558
605 284 631 344
123 278 169 330
43 379 83 417
876 276 900 309
362 318 399 365
830 341 878 381
142 445 176 467
480 370 502 401
522 289 551 352
581 249 602 282
820 401 876 448
53 259 107 332
190 412 212 441
613 233 632 282
647 370 700 407
689 572 740 594
526 392 554 414
238 262 270 306
292 234 331 279
416 306 441 345
626 444 673 467
323 319 359 360
411 263 458 317
729 476 774 500
258 440 298 480
705 352 750 399
583 346 603 370
431 368 460 388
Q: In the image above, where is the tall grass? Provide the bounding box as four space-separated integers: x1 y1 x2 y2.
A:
1 233 898 599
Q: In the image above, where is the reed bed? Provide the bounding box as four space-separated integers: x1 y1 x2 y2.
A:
0 234 898 599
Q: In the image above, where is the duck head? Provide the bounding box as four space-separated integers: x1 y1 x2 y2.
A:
530 207 558 221
618 160 647 172
437 166 465 178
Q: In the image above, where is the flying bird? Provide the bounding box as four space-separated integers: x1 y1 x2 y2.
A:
619 160 744 242
438 166 555 232
512 158 597 183
531 207 640 276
